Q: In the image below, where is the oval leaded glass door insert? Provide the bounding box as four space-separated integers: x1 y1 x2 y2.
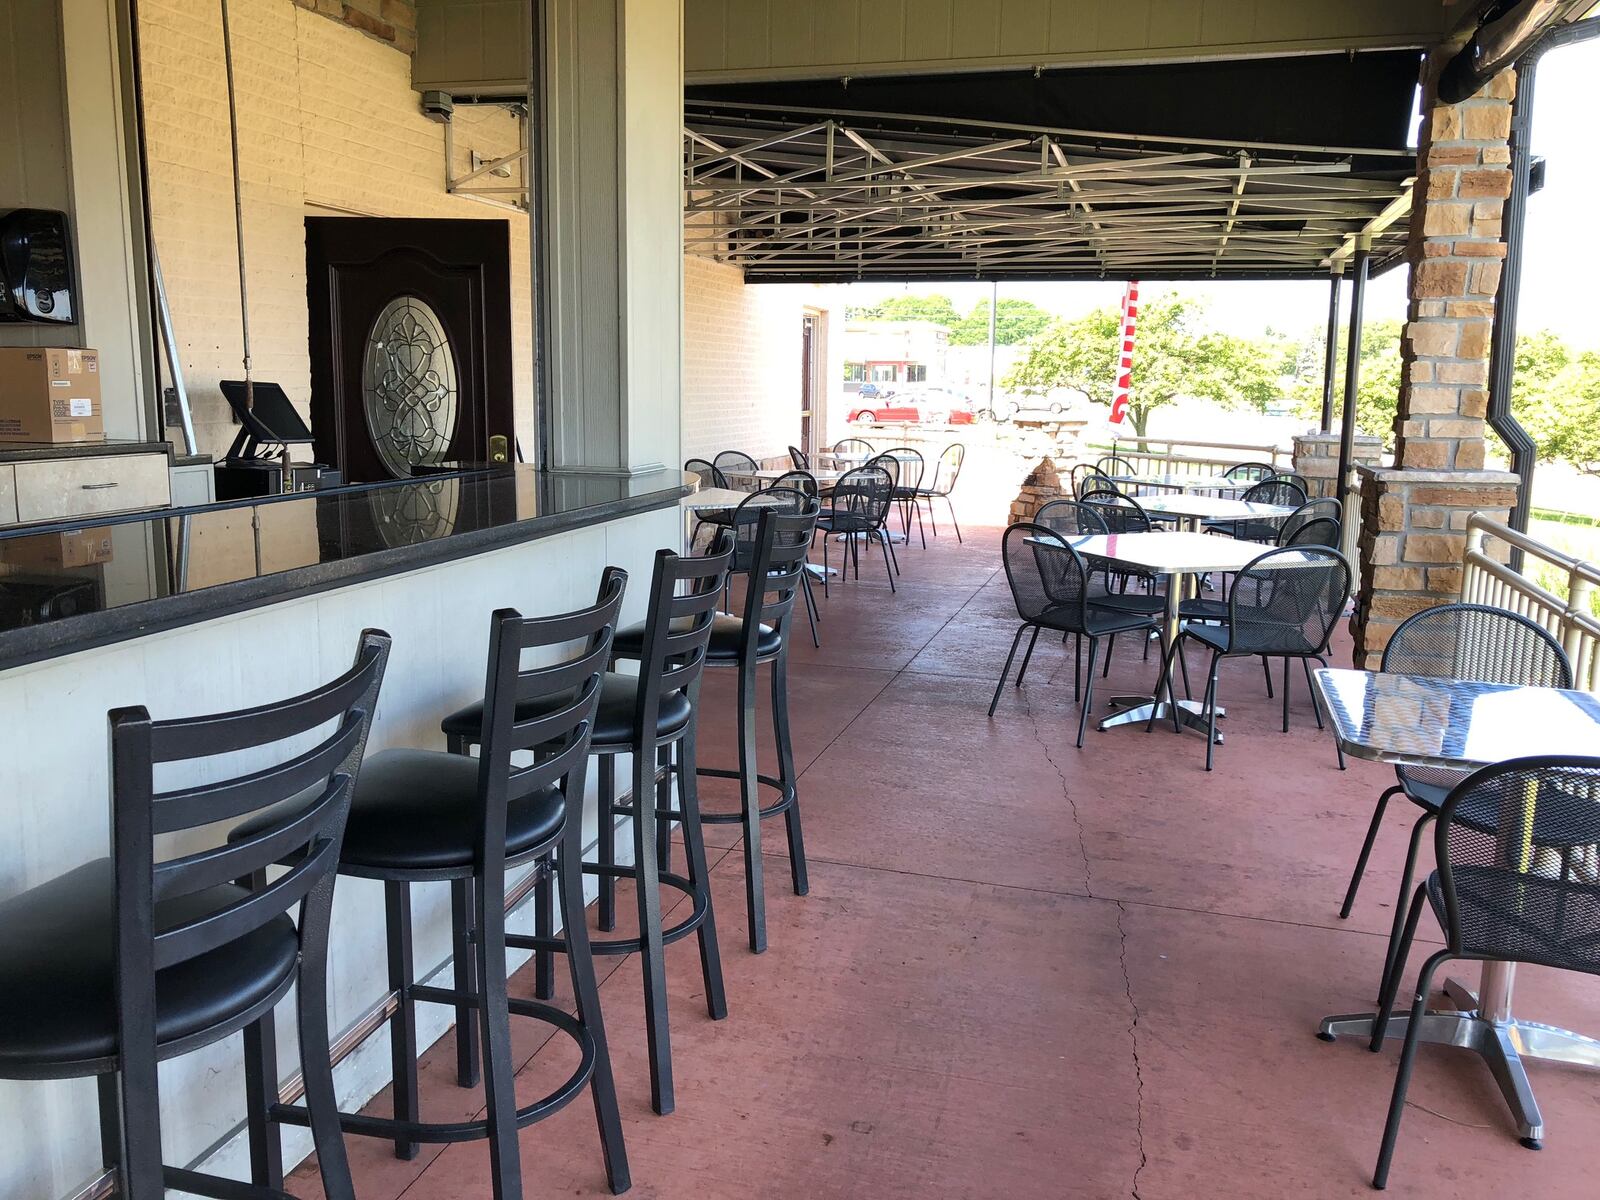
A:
361 295 459 477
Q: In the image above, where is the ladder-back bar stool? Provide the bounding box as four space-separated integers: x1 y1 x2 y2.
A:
0 630 391 1200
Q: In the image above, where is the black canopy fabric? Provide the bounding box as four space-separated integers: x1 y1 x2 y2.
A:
684 52 1418 282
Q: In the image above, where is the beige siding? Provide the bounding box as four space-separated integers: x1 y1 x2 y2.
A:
139 0 534 460
685 0 1457 82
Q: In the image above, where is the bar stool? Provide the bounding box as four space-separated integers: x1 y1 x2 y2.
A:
613 496 820 954
243 575 632 1199
443 534 734 1116
0 630 390 1200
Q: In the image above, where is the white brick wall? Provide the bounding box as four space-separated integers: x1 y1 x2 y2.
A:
139 0 534 460
682 254 845 464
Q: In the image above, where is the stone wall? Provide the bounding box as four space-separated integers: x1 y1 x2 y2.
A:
1291 431 1383 500
1005 416 1094 523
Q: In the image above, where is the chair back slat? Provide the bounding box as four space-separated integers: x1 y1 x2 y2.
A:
634 533 736 729
111 630 390 981
1381 602 1572 689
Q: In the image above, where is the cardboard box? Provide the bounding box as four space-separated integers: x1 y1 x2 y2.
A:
1 526 114 569
0 347 105 443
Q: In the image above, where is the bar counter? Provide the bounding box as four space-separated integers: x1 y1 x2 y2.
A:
0 465 683 1196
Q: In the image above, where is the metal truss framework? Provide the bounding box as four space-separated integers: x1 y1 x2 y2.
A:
684 100 1415 282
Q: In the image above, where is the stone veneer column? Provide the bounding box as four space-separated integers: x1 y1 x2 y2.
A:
1350 56 1521 667
1291 431 1382 501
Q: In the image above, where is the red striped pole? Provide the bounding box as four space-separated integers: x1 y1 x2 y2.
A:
1109 280 1139 426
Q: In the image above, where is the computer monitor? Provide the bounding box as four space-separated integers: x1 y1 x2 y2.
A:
218 379 314 461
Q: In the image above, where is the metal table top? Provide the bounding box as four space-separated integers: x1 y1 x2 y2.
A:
1140 495 1297 522
1049 530 1306 576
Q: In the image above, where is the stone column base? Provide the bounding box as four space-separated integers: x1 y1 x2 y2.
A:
1351 466 1519 667
1291 431 1383 501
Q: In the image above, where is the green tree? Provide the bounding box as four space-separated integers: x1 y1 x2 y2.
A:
1290 319 1405 445
1001 294 1281 437
847 293 962 327
1520 349 1600 477
949 297 1053 346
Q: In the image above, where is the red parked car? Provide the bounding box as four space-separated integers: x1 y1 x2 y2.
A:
848 387 974 425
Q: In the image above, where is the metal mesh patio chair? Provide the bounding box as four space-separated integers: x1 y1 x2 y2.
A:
991 524 1160 746
1072 464 1119 498
1283 516 1341 548
1223 461 1277 482
1338 604 1574 987
1369 756 1600 1188
1273 469 1311 495
915 443 965 543
712 450 759 490
881 446 927 548
832 437 875 458
815 466 896 593
1078 489 1164 671
1279 497 1342 544
763 473 822 647
787 445 809 470
1151 546 1350 770
1204 477 1307 542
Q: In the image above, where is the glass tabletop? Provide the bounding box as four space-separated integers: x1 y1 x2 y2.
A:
1313 668 1600 770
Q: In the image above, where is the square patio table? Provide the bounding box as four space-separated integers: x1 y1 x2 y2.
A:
1036 531 1308 739
1109 472 1249 497
1138 493 1297 533
1312 667 1600 1147
724 467 848 485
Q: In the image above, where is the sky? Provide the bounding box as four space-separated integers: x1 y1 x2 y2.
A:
816 39 1599 351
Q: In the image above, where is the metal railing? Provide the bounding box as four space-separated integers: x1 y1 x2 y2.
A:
1460 512 1600 691
1099 435 1291 475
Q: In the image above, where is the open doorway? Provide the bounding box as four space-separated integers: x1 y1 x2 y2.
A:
799 311 819 454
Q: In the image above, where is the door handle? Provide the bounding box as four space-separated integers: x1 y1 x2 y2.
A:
489 434 509 464
81 482 120 490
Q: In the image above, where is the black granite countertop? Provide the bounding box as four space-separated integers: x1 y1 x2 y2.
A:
0 464 685 671
0 438 174 462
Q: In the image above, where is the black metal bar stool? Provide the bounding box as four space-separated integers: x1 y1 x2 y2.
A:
614 495 820 954
0 630 390 1200
245 575 632 1199
442 535 735 1117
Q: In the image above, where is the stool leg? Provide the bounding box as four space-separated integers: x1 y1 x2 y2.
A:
737 658 767 954
597 756 617 932
656 743 673 874
557 819 631 1193
298 875 357 1200
474 865 525 1200
533 863 555 1002
95 1075 121 1182
772 651 807 897
677 728 727 1019
450 878 481 1087
384 882 420 1160
631 738 675 1115
243 1012 285 1188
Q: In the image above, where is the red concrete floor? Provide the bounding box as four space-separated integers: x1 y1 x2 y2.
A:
290 520 1600 1199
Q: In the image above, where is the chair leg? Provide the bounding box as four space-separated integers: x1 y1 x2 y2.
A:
738 660 768 953
1282 656 1292 733
1301 658 1325 730
773 652 808 896
243 1012 285 1190
990 624 1027 717
1076 637 1101 747
384 881 420 1161
1074 633 1082 702
1312 653 1345 769
1015 625 1042 688
1378 815 1435 1007
450 878 481 1087
801 569 821 647
946 495 963 543
914 497 928 548
1372 886 1429 1050
555 825 631 1195
1102 632 1116 678
676 729 727 1019
885 525 900 574
1203 652 1222 771
1340 785 1400 919
656 743 673 874
1261 654 1275 698
297 875 358 1200
630 736 675 1115
821 533 831 598
1373 951 1452 1190
475 863 525 1200
533 863 555 1002
878 531 897 592
597 756 616 932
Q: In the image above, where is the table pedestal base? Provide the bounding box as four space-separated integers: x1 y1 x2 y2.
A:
1098 695 1224 740
1318 986 1600 1146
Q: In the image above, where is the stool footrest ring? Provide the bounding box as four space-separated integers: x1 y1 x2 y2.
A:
694 766 796 822
507 865 711 956
270 997 594 1143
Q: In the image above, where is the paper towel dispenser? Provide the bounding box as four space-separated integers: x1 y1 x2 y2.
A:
0 209 76 324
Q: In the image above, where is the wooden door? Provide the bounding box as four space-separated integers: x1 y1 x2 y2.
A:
306 217 513 483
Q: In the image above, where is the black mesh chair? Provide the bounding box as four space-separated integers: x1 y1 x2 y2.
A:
990 523 1161 746
685 457 733 548
614 501 821 954
788 445 809 470
1152 546 1350 770
712 449 759 491
759 476 822 646
443 540 734 1119
0 632 391 1200
832 437 875 459
1279 497 1342 544
882 446 928 548
1073 463 1119 498
1273 469 1311 494
1338 605 1574 980
818 465 897 592
1369 756 1600 1188
916 442 965 543
1096 454 1138 477
1204 477 1307 542
1284 516 1340 548
1223 461 1278 483
265 579 632 1198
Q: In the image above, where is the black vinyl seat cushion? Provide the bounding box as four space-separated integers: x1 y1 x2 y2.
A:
611 614 780 662
441 672 691 749
331 750 563 874
0 859 298 1072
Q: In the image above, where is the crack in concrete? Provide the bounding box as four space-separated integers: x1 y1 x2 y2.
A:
1115 900 1150 1200
1021 694 1095 899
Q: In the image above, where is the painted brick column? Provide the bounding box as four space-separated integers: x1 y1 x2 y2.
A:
1350 56 1520 667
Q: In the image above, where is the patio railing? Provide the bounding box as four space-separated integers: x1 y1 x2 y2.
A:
1460 512 1600 691
1101 435 1291 474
